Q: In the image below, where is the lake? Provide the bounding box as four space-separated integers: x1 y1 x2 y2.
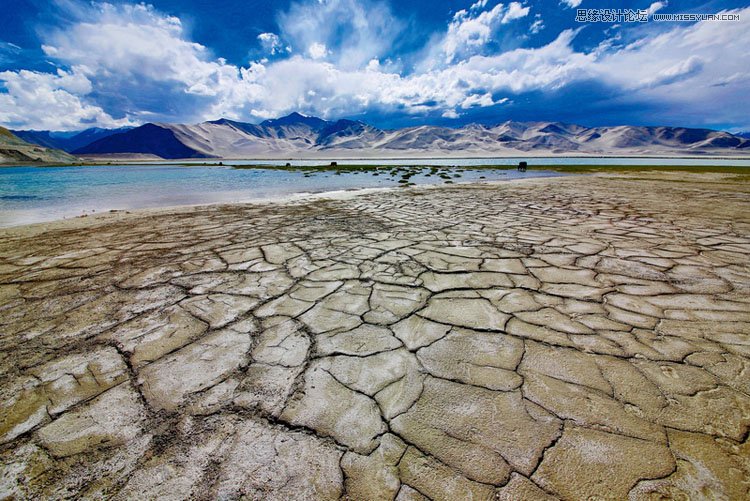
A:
2 157 748 227
0 163 563 227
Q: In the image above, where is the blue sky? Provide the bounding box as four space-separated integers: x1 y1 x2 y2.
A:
0 0 748 131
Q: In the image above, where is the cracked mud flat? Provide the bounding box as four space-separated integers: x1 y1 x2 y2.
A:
1 173 749 500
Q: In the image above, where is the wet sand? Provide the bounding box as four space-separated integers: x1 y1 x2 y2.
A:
1 172 749 499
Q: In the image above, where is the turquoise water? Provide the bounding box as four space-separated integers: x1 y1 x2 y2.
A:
0 164 563 227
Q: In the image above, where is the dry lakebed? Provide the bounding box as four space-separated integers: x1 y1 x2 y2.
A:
1 171 749 499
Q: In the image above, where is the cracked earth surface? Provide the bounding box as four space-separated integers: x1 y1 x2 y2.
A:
1 174 749 500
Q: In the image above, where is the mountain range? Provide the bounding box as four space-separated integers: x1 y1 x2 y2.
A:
12 127 133 153
0 127 78 164
10 112 750 160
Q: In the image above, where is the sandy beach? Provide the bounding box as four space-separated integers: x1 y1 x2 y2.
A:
1 172 749 499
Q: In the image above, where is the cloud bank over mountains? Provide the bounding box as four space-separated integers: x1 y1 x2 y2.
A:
0 0 748 131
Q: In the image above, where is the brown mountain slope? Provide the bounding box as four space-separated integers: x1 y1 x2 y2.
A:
0 126 79 164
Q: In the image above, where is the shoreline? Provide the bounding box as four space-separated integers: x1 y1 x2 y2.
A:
3 152 750 168
0 175 564 234
4 166 750 231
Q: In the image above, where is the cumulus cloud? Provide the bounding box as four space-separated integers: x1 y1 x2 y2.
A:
235 28 591 120
0 68 131 130
503 2 531 23
460 93 496 109
29 2 266 124
0 0 748 130
257 32 289 55
646 1 667 16
560 0 582 8
307 42 329 60
278 0 403 70
39 3 244 96
248 5 750 126
442 2 530 63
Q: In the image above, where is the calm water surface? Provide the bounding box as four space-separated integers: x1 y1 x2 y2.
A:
3 156 748 227
0 164 564 227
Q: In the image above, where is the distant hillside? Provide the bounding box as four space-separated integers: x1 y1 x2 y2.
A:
260 112 328 131
12 127 133 152
0 127 78 164
74 123 209 158
28 114 750 160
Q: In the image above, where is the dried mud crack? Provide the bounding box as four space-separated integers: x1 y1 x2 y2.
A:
1 173 749 500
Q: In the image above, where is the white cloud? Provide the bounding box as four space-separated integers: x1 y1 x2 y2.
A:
234 29 593 120
278 0 403 70
590 8 750 125
307 42 329 60
0 1 748 131
646 2 667 16
442 2 530 63
503 2 530 23
0 68 131 130
257 32 289 55
530 16 544 34
460 93 496 109
42 3 242 94
41 3 194 81
594 13 746 91
560 0 583 9
30 2 266 123
0 1 577 129
243 7 750 125
641 55 704 88
470 0 489 11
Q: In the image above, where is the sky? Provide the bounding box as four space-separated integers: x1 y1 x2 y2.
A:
0 0 748 132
